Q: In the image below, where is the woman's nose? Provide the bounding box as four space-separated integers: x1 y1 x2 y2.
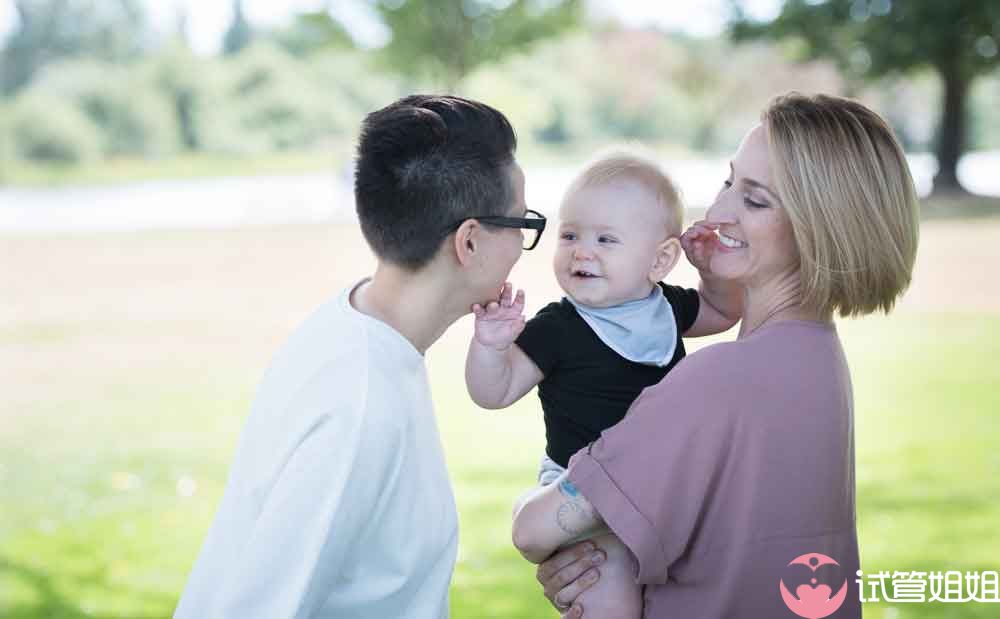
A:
706 194 738 226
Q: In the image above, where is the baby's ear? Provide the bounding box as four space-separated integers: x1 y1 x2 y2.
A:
649 237 681 283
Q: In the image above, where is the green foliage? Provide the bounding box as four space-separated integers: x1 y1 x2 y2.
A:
142 43 216 151
219 43 349 152
270 12 356 57
730 0 1000 193
969 70 1000 150
732 1 1000 82
223 0 253 56
5 93 103 164
462 30 841 153
29 60 180 158
374 0 583 88
1 0 149 95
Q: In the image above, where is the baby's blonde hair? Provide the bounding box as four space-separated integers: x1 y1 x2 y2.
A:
563 148 684 237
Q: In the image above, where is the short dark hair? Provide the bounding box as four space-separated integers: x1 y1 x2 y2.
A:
354 95 518 270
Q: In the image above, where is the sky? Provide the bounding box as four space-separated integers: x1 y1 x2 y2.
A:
0 0 781 54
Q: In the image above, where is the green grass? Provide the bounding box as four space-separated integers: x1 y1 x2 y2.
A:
2 313 998 618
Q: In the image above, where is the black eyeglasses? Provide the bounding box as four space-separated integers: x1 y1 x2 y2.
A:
443 208 547 250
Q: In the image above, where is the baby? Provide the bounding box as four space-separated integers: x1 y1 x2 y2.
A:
465 151 742 616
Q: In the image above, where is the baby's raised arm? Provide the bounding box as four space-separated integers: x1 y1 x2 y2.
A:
465 283 544 409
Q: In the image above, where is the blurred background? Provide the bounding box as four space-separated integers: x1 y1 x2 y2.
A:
1 1 998 617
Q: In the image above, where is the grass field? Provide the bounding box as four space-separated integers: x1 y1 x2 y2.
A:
2 217 999 618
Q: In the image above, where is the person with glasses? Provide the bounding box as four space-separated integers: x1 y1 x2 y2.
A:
465 150 744 617
176 95 534 619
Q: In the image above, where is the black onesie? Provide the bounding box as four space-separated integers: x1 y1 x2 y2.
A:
514 283 700 467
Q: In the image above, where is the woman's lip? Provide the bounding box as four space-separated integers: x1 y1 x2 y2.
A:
717 232 748 250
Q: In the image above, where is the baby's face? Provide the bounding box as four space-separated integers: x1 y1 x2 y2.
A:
554 178 671 308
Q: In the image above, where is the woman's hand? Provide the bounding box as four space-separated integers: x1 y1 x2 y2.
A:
680 220 720 274
536 541 605 618
472 282 526 351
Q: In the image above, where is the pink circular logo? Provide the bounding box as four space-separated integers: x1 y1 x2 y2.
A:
779 553 849 618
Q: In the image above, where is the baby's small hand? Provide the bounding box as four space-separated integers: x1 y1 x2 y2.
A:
472 282 526 351
680 220 719 274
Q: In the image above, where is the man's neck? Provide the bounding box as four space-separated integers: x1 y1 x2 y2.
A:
350 263 467 355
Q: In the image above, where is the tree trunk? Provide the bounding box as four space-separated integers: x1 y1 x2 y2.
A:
931 67 971 196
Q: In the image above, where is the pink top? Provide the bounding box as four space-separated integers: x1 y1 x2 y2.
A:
568 321 861 618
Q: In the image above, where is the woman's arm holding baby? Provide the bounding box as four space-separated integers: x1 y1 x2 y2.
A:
465 282 544 409
681 220 743 336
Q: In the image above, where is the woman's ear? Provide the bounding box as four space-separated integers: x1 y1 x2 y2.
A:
453 219 480 267
649 237 682 283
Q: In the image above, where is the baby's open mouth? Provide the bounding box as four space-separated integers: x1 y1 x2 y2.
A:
572 269 600 278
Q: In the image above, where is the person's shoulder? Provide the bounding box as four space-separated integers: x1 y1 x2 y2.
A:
255 291 370 396
275 293 366 365
641 339 749 409
743 321 843 366
672 338 747 374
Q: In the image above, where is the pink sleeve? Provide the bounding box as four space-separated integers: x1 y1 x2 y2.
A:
567 346 737 585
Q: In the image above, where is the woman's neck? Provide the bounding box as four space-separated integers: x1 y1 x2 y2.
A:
738 273 829 339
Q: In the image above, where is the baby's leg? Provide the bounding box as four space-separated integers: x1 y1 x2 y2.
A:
573 532 642 618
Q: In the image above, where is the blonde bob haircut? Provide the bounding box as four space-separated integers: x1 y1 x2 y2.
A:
763 93 920 318
563 148 684 238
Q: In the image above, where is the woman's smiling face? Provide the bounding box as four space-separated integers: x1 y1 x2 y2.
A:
706 124 800 288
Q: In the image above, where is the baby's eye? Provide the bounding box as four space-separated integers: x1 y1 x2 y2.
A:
560 232 576 241
598 236 618 244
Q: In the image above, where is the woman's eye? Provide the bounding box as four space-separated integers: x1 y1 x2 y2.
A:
722 179 733 189
743 196 768 209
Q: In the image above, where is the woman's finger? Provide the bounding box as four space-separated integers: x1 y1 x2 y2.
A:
536 541 594 585
538 547 605 601
551 568 601 611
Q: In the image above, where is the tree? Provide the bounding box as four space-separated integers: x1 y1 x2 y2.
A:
270 11 355 57
730 0 1000 196
223 0 253 56
1 0 149 95
373 0 582 90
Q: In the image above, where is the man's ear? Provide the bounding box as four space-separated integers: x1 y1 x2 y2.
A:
453 219 481 267
649 237 681 283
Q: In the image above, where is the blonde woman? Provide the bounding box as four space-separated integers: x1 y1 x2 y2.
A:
512 93 919 618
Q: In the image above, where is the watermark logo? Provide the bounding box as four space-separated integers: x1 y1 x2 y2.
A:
779 553 849 619
856 569 1000 603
